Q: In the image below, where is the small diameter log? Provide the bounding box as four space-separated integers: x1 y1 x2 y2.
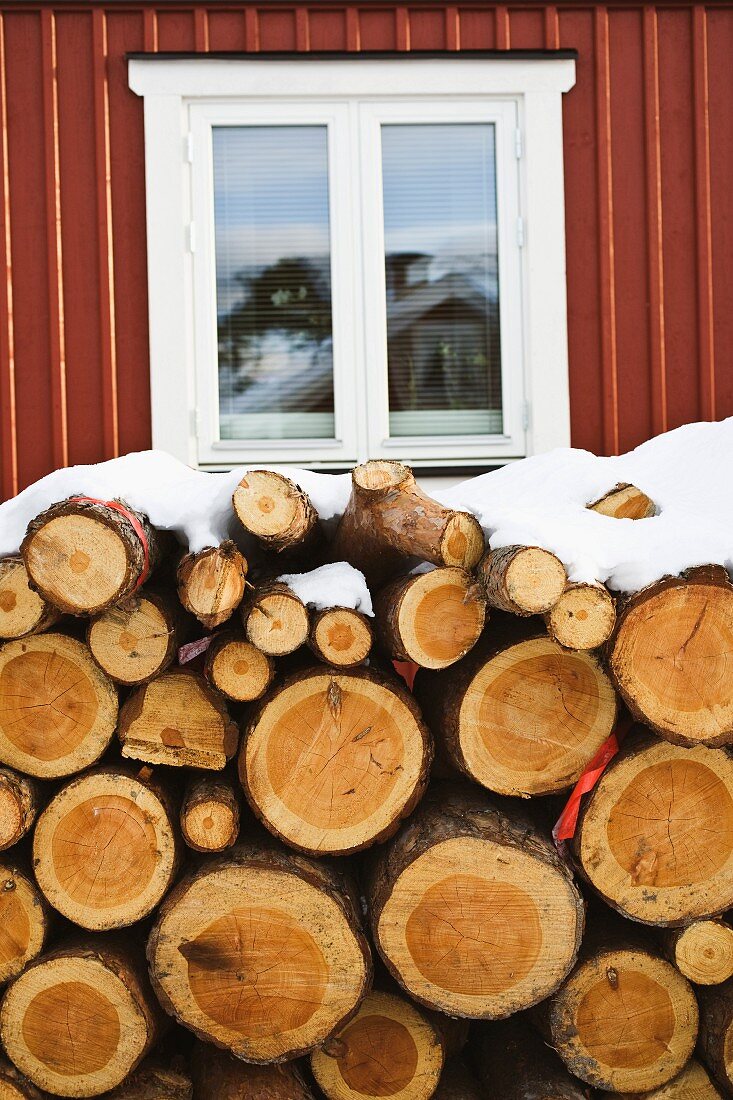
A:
332 461 484 588
180 775 239 852
575 733 733 925
0 769 40 852
698 981 733 1094
33 767 179 931
241 582 309 656
87 590 181 686
191 1042 315 1099
415 622 617 798
118 669 238 769
147 843 371 1062
232 469 318 554
0 862 50 986
608 1058 724 1099
663 920 733 985
103 1058 193 1100
177 542 247 630
433 1061 482 1100
474 1017 590 1100
240 666 432 856
374 567 486 670
0 557 60 640
545 581 616 650
308 607 374 668
21 497 161 616
0 937 163 1098
588 481 656 519
204 632 274 702
0 634 117 779
366 786 584 1019
610 566 733 746
478 545 567 616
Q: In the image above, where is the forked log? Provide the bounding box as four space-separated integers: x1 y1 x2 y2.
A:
588 482 656 519
204 631 274 702
608 1059 724 1099
478 545 566 616
0 768 40 852
103 1058 193 1100
308 607 374 668
698 981 733 1095
240 581 309 656
180 775 239 853
191 1042 315 1099
662 919 733 985
232 470 319 555
240 666 432 856
147 843 371 1062
433 1061 482 1100
474 1017 590 1100
545 581 616 650
87 590 183 686
0 861 50 986
177 542 247 630
0 557 60 640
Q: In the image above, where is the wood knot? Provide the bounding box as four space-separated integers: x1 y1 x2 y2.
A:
69 549 91 574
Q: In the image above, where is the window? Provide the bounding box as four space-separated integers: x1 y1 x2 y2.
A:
130 56 576 469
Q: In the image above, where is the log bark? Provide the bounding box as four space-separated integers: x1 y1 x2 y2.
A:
32 766 179 931
118 668 239 769
574 732 733 925
147 842 372 1063
0 860 50 986
180 775 239 853
609 566 733 746
0 768 41 852
588 481 656 519
232 470 319 555
21 497 162 616
240 665 432 856
474 1017 590 1100
374 567 486 670
191 1042 315 1099
0 633 118 779
177 542 247 630
102 1058 193 1100
697 980 733 1094
608 1058 724 1098
365 784 584 1019
0 557 60 640
87 590 183 686
240 581 309 656
0 1057 48 1099
0 935 164 1097
432 1061 483 1100
308 606 374 668
545 581 616 650
478 545 567 615
331 461 484 588
414 619 617 797
204 631 274 702
662 919 733 985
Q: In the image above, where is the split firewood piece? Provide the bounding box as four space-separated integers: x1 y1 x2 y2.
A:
545 581 616 650
21 497 161 616
332 461 484 588
308 607 374 668
180 775 239 853
0 768 40 852
474 1017 590 1100
0 937 164 1098
433 1061 482 1100
191 1042 315 1099
609 565 733 746
0 633 117 779
574 732 733 925
240 666 432 856
588 481 656 519
0 862 50 986
87 590 182 685
662 919 733 985
103 1058 193 1100
0 557 60 640
415 620 616 797
147 843 371 1062
698 981 733 1094
118 668 238 769
33 766 179 931
478 544 567 616
204 631 274 702
241 581 309 656
0 1057 48 1100
608 1059 724 1099
177 541 247 630
374 567 486 670
366 785 584 1019
232 469 319 554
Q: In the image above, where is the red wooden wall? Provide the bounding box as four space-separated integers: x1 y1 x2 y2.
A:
0 1 731 497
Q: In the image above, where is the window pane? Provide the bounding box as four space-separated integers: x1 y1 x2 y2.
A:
213 126 335 441
382 124 502 439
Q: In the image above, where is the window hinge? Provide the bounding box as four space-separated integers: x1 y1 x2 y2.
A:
187 222 196 253
515 127 523 159
521 399 531 432
185 131 194 163
516 216 525 248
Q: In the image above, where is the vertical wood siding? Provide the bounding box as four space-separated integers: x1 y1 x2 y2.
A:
0 1 730 493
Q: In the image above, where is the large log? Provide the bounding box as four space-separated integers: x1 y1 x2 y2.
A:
0 861 50 986
87 590 183 686
147 843 371 1062
0 634 117 779
232 470 319 555
609 566 733 746
191 1042 315 1099
177 542 247 630
0 768 40 852
588 481 656 519
432 1061 482 1100
308 607 374 668
697 980 733 1094
240 666 432 856
103 1058 193 1100
474 1017 590 1100
0 557 60 640
366 785 584 1019
240 581 309 656
545 581 616 651
478 545 566 616
204 631 274 702
662 919 733 985
608 1059 724 1099
180 775 239 853
22 497 161 616
574 733 733 925
32 766 179 931
415 621 617 797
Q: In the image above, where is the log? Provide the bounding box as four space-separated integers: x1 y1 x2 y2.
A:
240 666 432 856
204 631 274 702
177 542 247 630
0 936 163 1097
0 633 118 779
432 1061 482 1100
308 607 374 668
663 919 733 985
574 733 733 925
478 545 567 616
374 567 486 670
180 775 239 852
0 768 40 852
414 621 617 797
545 581 616 650
32 766 179 931
331 461 484 588
21 497 161 616
103 1058 193 1100
0 1057 47 1099
0 861 50 986
191 1042 315 1099
118 668 238 769
87 590 182 686
588 481 656 519
147 843 371 1063
698 980 733 1094
608 1058 724 1099
366 785 584 1019
474 1017 590 1100
0 557 60 640
609 566 733 746
232 469 319 555
241 581 309 656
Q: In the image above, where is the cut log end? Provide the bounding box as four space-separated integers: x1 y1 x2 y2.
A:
177 543 247 630
309 607 373 668
479 545 567 615
205 633 274 702
608 1058 724 1099
0 863 49 986
243 583 309 656
439 513 484 570
546 582 616 650
233 470 317 552
588 482 656 519
181 777 239 853
667 920 733 986
88 592 179 686
0 769 39 852
0 558 59 640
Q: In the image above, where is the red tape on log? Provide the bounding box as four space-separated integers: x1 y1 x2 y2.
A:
69 496 151 591
553 714 634 844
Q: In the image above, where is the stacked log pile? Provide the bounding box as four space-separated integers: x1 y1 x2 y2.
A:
0 458 732 1097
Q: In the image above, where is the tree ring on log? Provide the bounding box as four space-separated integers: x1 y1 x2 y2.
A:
671 921 733 985
0 864 48 985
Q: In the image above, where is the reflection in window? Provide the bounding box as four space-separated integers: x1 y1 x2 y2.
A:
213 126 335 441
382 124 502 438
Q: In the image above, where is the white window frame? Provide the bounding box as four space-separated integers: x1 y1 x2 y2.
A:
129 56 576 470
